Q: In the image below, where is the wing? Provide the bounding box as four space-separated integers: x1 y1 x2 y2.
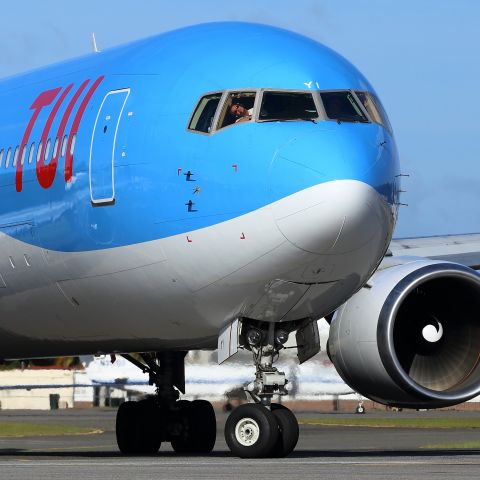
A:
388 233 480 269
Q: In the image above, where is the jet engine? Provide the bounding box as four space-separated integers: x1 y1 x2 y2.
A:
328 259 480 408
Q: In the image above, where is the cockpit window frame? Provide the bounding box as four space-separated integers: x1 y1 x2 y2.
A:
350 90 372 121
186 90 226 136
353 90 393 134
319 89 370 124
187 89 263 136
215 89 261 132
186 88 391 136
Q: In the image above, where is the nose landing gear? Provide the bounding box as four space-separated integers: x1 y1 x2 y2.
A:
224 321 302 458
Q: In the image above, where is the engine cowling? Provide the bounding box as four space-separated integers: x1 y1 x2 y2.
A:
328 258 480 408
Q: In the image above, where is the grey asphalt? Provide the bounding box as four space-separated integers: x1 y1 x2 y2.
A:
0 409 479 479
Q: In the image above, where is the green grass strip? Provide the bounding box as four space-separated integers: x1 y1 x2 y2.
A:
298 417 480 429
422 441 480 449
0 423 102 437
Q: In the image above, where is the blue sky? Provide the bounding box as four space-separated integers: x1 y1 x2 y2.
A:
1 1 479 238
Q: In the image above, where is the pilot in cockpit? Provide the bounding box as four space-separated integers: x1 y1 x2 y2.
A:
229 102 253 123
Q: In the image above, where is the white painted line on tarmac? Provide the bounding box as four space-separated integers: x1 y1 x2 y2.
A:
1 459 480 467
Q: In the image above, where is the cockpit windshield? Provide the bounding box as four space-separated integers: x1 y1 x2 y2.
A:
320 91 368 123
188 88 393 135
188 93 222 133
259 91 318 122
355 91 392 132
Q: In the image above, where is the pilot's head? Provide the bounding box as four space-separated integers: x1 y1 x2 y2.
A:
230 102 248 118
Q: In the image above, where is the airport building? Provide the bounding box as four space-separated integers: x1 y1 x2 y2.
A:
0 369 76 410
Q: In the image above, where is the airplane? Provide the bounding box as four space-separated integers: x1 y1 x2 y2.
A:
0 21 479 459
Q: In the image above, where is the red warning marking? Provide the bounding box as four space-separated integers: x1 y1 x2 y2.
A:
187 236 193 243
177 168 182 176
240 232 246 239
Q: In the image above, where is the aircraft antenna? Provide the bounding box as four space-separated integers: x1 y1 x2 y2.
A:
91 32 100 53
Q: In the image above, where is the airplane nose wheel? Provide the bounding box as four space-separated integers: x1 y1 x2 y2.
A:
225 403 279 458
225 403 299 458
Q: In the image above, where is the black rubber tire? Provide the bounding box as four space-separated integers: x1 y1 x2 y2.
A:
270 403 299 457
190 400 217 453
116 401 140 454
116 400 161 455
171 400 192 453
171 399 217 454
224 403 279 458
137 399 162 454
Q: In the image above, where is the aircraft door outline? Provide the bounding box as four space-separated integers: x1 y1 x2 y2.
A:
89 88 130 206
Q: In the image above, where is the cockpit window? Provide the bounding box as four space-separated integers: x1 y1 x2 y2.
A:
188 88 392 134
188 93 222 133
259 91 318 122
320 91 368 123
217 91 256 129
355 91 392 133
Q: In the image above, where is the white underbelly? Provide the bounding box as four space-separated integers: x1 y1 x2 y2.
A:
0 180 393 358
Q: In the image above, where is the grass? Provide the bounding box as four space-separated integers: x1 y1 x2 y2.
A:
422 441 480 449
0 423 102 437
298 417 480 429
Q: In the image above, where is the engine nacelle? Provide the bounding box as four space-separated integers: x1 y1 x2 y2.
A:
329 258 480 408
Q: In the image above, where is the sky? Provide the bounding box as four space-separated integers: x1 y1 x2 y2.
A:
1 0 479 238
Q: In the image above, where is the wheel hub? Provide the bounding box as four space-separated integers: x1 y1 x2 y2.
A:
235 417 260 446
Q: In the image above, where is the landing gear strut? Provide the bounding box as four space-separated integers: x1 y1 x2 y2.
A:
224 321 301 458
115 352 216 455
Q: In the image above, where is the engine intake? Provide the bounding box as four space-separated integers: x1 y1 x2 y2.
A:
329 260 480 408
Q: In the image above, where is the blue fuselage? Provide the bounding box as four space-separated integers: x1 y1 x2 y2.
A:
0 23 399 358
0 22 398 251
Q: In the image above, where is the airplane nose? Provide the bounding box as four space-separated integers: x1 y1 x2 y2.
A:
269 128 395 256
270 177 392 256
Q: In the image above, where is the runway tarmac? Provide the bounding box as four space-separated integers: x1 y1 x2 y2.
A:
0 409 479 479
